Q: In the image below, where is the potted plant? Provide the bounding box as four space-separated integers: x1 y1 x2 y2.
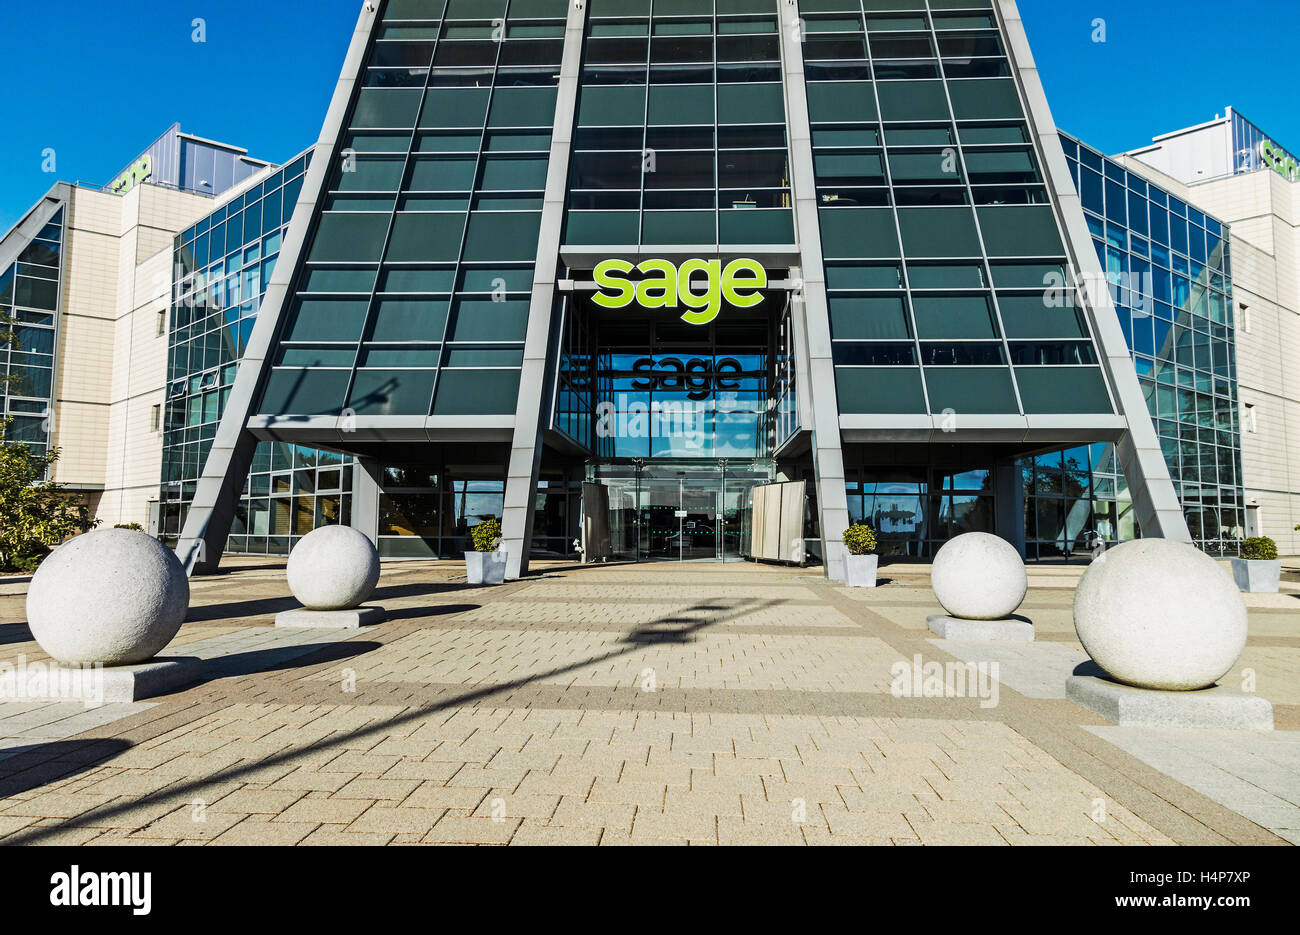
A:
1231 536 1281 593
465 518 508 585
841 523 878 588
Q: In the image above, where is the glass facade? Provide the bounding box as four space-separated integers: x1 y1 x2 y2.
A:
257 0 570 422
799 0 1116 420
0 205 64 459
565 0 794 247
161 151 359 555
844 461 996 559
176 0 1199 572
588 305 780 460
1028 133 1243 558
1020 443 1128 561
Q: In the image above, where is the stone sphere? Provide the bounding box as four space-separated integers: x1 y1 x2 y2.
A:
286 526 380 610
931 532 1027 620
1074 539 1246 691
26 528 190 666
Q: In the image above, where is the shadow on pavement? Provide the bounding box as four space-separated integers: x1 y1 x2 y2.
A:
0 738 133 801
381 603 479 623
620 599 784 645
2 595 783 843
194 640 384 683
185 581 482 624
0 623 35 647
184 596 299 623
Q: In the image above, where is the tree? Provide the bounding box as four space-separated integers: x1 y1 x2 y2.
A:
1 307 98 570
0 444 98 572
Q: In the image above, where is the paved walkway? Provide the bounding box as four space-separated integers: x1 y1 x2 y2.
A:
0 559 1295 845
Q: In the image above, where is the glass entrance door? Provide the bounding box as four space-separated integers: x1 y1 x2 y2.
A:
641 478 719 562
590 460 775 563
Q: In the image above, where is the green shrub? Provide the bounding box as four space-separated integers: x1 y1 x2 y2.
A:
113 523 144 531
1240 536 1278 561
842 523 877 556
12 547 49 574
471 518 502 553
0 444 98 573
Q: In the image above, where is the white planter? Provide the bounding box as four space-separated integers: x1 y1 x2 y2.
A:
844 553 879 588
1230 557 1281 593
465 551 508 585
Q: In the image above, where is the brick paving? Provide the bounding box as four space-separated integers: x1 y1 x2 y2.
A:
0 558 1295 845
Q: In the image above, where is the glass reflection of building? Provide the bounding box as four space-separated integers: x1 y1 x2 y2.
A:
1018 134 1243 560
0 207 64 461
161 151 367 555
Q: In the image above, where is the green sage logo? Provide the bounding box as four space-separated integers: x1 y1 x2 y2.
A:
592 258 767 325
110 155 153 195
1259 139 1299 182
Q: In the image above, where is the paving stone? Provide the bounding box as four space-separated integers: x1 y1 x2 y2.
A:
213 817 318 845
346 804 446 835
276 797 372 824
332 778 422 801
549 798 636 831
299 826 396 846
270 768 359 793
912 822 1010 846
131 807 245 841
403 783 490 811
510 820 602 846
630 809 718 843
469 791 560 820
208 788 306 814
422 815 520 845
588 779 666 807
1 560 1293 848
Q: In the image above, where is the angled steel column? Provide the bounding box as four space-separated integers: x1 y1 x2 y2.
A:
778 1 853 580
999 0 1191 541
175 4 380 574
500 1 587 580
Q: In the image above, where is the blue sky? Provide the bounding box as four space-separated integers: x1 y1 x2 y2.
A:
1 0 1296 233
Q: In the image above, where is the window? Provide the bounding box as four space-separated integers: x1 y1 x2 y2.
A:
1240 303 1251 334
156 309 167 337
151 404 161 433
1244 402 1257 433
911 295 998 339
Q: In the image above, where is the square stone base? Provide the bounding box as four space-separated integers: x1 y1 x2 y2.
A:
927 615 1034 641
1066 675 1274 730
275 606 385 629
1 656 201 705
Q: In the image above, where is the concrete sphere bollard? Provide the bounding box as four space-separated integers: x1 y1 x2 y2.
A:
1074 539 1246 691
286 526 380 611
931 532 1028 620
26 528 190 666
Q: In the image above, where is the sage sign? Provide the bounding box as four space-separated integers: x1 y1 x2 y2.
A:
110 155 153 195
592 258 767 325
1259 139 1299 182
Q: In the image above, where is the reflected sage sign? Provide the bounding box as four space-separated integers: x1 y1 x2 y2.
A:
592 258 767 325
